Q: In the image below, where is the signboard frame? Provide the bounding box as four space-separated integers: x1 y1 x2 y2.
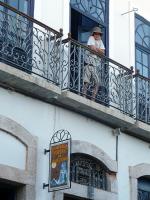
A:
48 130 71 192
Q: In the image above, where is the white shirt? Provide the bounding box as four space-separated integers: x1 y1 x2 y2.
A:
87 36 105 50
85 36 105 66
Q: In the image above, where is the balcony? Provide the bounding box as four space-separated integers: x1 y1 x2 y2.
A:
62 37 133 115
0 2 149 141
0 1 62 85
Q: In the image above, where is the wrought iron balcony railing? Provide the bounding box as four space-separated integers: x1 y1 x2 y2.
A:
0 1 62 85
134 73 150 124
61 37 134 116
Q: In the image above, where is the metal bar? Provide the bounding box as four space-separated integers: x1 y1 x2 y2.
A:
78 45 82 93
43 183 49 189
136 76 139 120
44 149 50 154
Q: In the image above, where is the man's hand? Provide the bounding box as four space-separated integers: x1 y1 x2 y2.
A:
89 45 104 55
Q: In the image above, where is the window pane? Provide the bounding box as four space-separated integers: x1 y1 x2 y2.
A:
70 0 106 23
143 37 150 49
135 16 150 49
0 0 4 11
135 16 150 78
8 0 18 16
142 53 148 66
136 33 142 45
143 66 148 77
136 62 142 75
19 0 28 14
136 49 142 62
80 31 91 44
8 0 18 9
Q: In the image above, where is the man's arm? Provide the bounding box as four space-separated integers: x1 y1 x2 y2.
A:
89 45 105 55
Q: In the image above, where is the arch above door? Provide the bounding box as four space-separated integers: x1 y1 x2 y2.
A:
54 140 118 200
129 163 150 200
0 115 37 200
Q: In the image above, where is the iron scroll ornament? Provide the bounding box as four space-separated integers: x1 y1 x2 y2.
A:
70 153 107 190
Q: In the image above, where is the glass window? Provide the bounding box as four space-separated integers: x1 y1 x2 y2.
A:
70 153 108 190
143 66 148 77
19 0 28 14
142 53 148 66
0 0 4 11
8 0 18 9
135 15 150 78
70 0 108 54
136 49 142 62
138 177 150 200
70 0 106 24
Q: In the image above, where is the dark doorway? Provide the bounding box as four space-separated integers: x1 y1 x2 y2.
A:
138 176 150 200
0 181 17 200
64 194 90 200
70 7 109 105
71 8 99 44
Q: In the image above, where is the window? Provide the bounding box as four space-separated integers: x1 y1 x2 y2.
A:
135 14 150 78
70 0 109 54
138 177 150 200
69 0 109 103
2 0 34 16
70 153 108 190
135 14 150 123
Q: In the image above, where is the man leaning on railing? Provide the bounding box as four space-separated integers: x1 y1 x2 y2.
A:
83 27 105 100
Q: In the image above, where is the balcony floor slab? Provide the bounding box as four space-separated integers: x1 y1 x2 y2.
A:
0 62 149 142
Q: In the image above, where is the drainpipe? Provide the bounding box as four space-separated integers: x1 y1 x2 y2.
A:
113 128 121 162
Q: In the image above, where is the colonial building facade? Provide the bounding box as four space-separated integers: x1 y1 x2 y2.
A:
0 0 150 200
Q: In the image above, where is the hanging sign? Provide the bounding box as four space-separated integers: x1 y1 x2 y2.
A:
48 130 71 192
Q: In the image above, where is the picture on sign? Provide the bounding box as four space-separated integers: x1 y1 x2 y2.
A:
49 140 70 191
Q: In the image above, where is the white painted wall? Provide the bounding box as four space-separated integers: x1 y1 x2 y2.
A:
118 133 150 200
34 0 67 36
0 87 116 200
0 130 26 169
0 86 150 199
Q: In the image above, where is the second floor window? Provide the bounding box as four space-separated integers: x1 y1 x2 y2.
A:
135 14 150 78
1 0 34 16
70 0 109 55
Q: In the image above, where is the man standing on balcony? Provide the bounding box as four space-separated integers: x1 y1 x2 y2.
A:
83 26 105 100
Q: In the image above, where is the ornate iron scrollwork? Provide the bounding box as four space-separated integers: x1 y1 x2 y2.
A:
70 0 106 24
70 153 107 190
138 189 150 200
